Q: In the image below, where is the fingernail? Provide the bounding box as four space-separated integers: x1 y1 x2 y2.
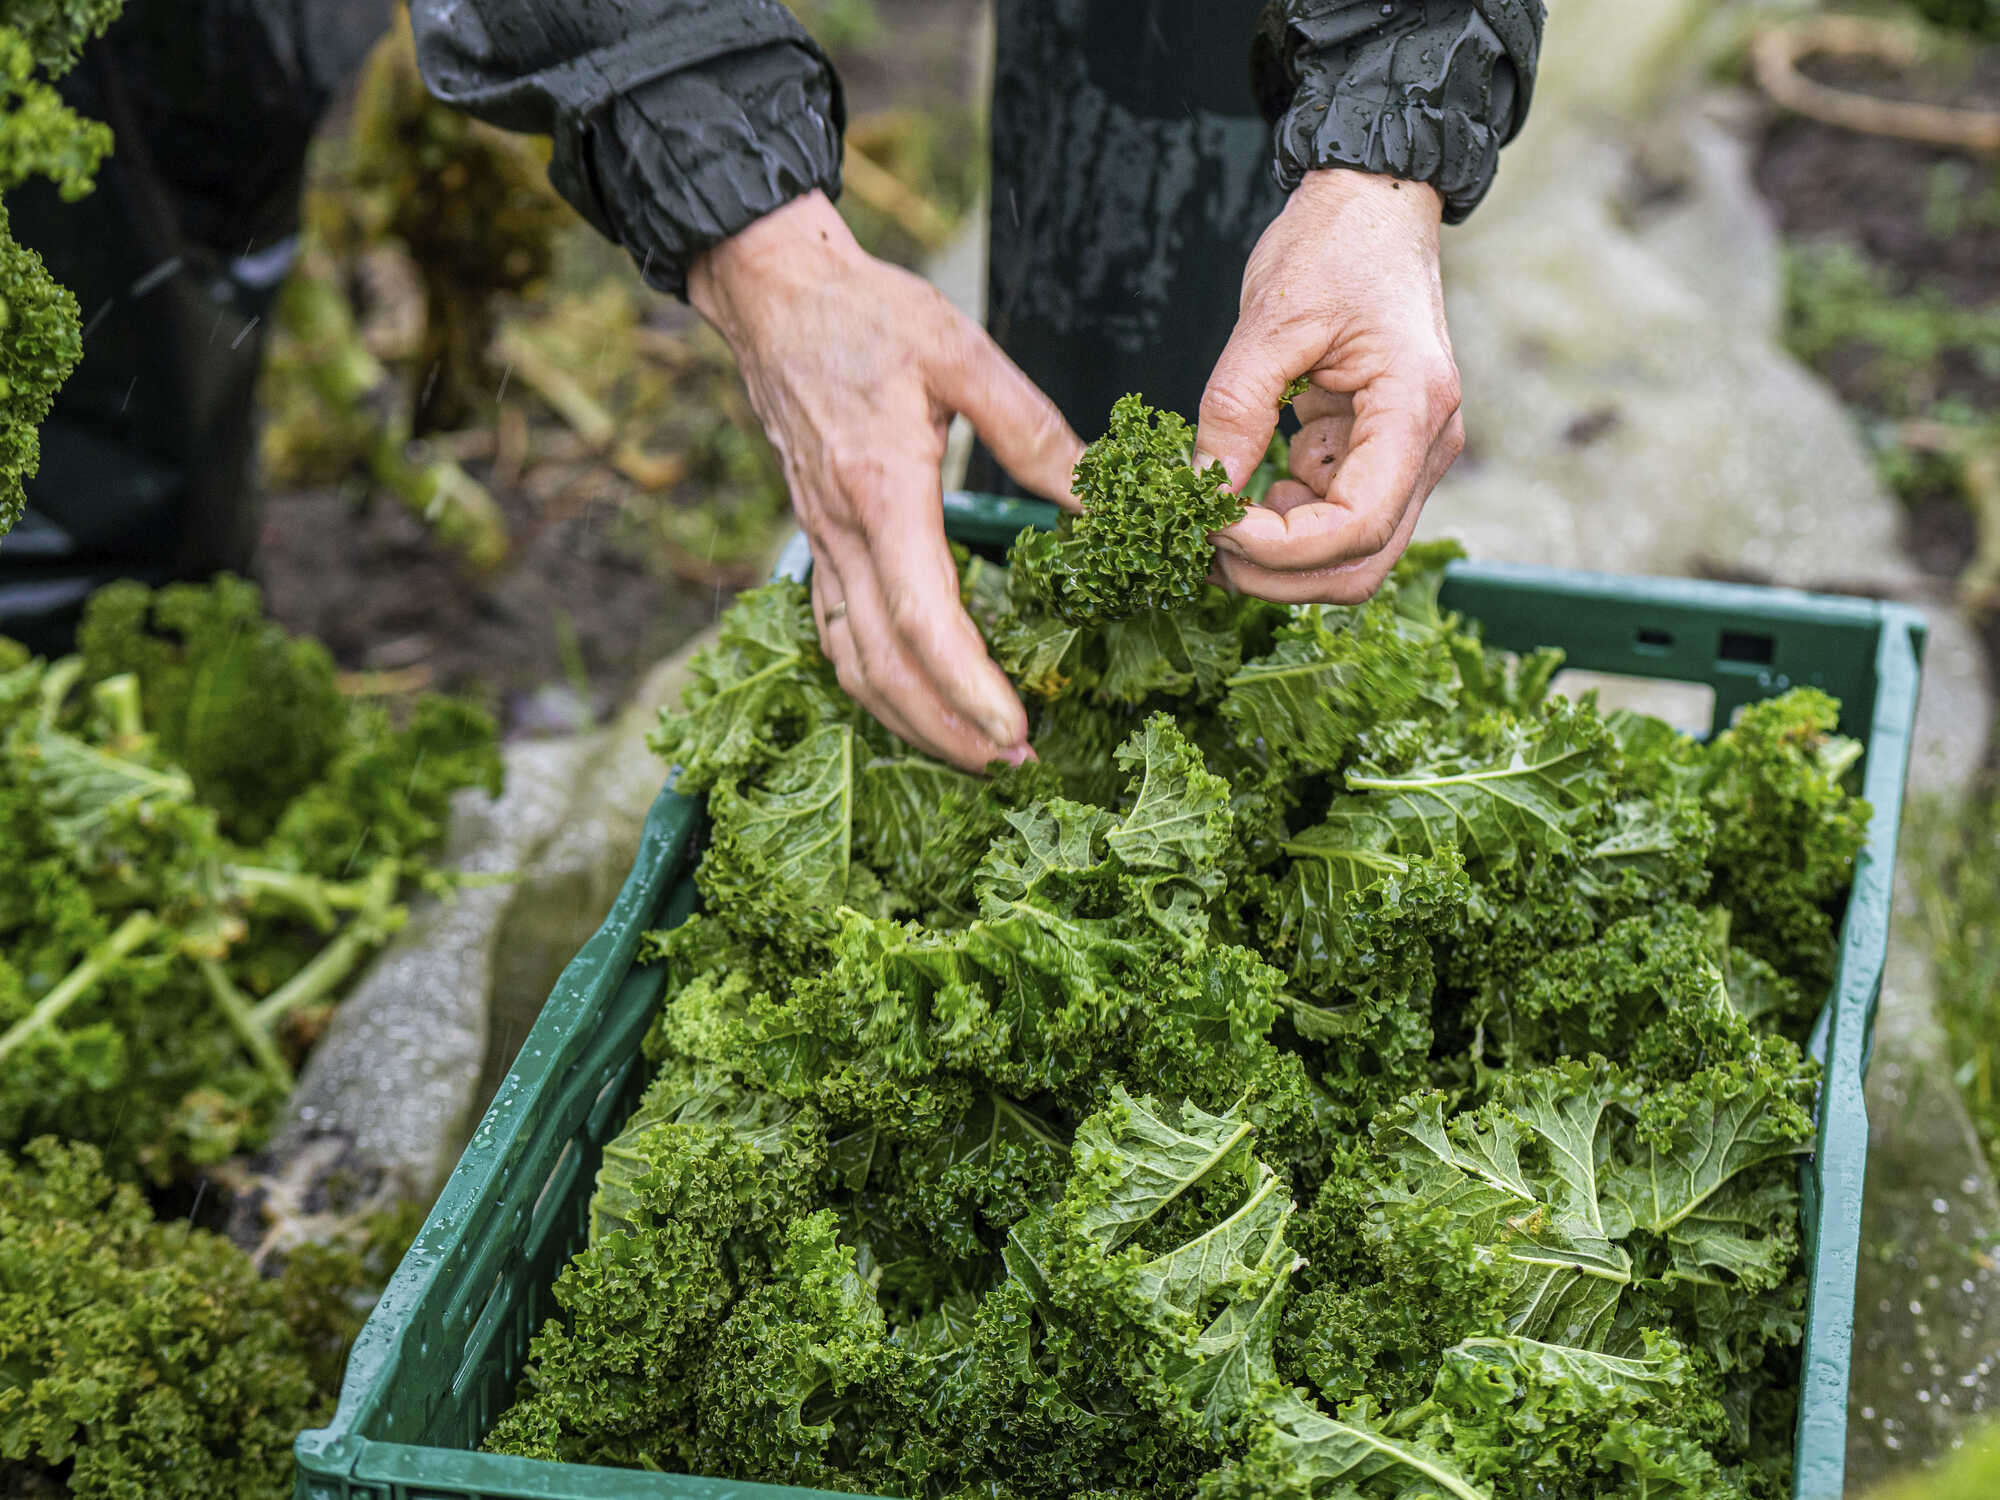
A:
996 744 1034 768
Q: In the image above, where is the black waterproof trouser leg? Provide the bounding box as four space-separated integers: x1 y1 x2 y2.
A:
0 0 391 655
971 0 1287 496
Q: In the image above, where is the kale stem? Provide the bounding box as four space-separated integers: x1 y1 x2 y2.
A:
224 865 354 932
197 957 294 1091
0 911 159 1067
229 865 382 921
36 655 85 725
90 672 145 741
247 862 400 1031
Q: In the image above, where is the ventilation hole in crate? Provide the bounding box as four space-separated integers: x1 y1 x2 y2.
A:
1634 627 1674 654
1717 629 1776 666
586 1060 634 1141
1550 670 1716 737
530 1138 581 1236
455 1274 508 1398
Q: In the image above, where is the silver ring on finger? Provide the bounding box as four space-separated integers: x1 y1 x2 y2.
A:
824 600 850 624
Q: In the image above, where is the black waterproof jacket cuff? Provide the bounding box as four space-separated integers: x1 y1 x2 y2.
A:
1252 0 1545 224
579 41 844 300
410 0 844 301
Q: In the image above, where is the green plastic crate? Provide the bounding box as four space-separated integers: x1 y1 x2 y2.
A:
296 491 1926 1500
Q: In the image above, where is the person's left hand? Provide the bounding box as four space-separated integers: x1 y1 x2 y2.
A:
1193 167 1466 605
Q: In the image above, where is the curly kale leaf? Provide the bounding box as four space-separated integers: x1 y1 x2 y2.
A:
489 1075 830 1470
6 0 123 79
2 581 497 1181
73 576 349 841
1694 689 1870 992
1012 394 1243 625
1222 588 1460 779
1332 698 1616 882
1372 1063 1637 1352
0 204 79 537
1420 1331 1738 1500
1 2 121 538
0 26 111 196
1373 1047 1815 1377
0 1137 324 1500
647 579 848 793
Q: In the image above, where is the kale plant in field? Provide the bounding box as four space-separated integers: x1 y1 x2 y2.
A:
0 1136 417 1499
0 0 122 537
0 575 501 1181
491 402 1865 1498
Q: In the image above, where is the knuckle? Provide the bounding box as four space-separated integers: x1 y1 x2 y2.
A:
1029 397 1074 454
1200 376 1265 432
885 589 928 640
1440 412 1467 463
825 443 883 497
1423 363 1463 423
1358 512 1398 558
853 638 897 687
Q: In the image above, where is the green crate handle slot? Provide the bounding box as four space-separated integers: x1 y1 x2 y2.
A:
298 494 1926 1500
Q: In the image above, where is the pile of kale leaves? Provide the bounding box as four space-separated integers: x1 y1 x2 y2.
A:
0 576 499 1498
490 396 1866 1500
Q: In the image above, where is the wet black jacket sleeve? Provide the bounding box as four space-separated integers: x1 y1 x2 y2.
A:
405 0 844 299
1252 1 1545 222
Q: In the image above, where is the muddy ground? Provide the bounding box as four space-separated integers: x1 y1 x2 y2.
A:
1754 38 2000 604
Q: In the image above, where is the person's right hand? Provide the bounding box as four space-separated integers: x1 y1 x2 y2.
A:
688 190 1083 774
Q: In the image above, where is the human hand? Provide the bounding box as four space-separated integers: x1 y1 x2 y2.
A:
688 190 1084 772
1195 168 1465 604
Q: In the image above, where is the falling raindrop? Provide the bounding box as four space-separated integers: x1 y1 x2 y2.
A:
128 257 183 298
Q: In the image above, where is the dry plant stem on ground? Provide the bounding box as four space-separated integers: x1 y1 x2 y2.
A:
1754 15 2000 153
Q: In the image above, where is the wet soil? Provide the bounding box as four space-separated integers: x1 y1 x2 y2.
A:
1756 48 2000 310
1753 31 2000 677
